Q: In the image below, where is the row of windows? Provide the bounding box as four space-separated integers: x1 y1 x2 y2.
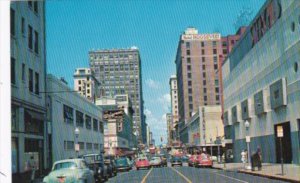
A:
91 53 137 60
11 58 40 95
186 56 218 63
64 141 100 151
186 41 218 48
186 49 218 56
10 9 40 55
63 105 104 133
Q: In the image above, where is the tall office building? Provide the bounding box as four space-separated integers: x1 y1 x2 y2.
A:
73 68 101 102
89 47 145 142
169 75 179 140
175 28 222 123
10 2 47 181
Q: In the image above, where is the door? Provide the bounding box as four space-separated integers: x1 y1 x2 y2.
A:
274 122 292 163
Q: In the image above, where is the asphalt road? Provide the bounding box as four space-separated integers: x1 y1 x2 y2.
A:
107 163 288 183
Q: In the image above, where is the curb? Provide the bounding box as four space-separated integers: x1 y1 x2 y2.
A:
237 170 300 183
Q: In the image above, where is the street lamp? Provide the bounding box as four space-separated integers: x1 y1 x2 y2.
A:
210 136 213 157
245 120 251 170
74 127 80 158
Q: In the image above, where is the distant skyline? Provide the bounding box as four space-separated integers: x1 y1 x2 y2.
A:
46 0 266 144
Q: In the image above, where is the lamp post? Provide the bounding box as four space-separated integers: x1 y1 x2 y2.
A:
210 137 213 157
74 127 80 158
277 125 284 175
245 120 251 170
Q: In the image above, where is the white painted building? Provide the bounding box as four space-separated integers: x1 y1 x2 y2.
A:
73 68 101 103
170 75 179 127
222 0 300 164
46 74 104 163
10 2 47 180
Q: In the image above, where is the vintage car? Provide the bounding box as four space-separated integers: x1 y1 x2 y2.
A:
115 157 132 171
158 154 168 167
83 154 108 182
43 158 95 183
135 157 150 170
188 155 197 167
104 155 118 177
171 156 183 167
149 156 162 167
195 153 213 168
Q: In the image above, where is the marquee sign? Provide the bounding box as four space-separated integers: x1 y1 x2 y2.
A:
182 33 221 41
103 110 124 120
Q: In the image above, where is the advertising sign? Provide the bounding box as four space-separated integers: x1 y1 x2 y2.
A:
182 33 221 41
277 125 283 137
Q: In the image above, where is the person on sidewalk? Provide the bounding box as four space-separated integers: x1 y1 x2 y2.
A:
251 147 262 171
241 149 247 169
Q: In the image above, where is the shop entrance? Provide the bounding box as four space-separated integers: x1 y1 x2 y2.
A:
274 122 292 163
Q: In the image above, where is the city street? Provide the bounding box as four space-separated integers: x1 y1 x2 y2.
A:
107 164 288 183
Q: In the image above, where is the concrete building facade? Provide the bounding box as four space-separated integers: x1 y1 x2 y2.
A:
222 0 300 164
166 113 173 145
10 2 47 180
46 74 104 163
170 75 179 140
73 68 101 102
89 47 145 143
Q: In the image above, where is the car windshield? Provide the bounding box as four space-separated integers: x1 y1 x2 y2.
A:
115 158 127 164
53 162 77 171
83 155 102 164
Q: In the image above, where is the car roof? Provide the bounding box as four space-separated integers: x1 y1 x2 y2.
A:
83 154 100 157
53 158 82 165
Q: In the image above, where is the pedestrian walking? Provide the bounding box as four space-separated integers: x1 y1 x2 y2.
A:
241 149 247 169
251 147 262 171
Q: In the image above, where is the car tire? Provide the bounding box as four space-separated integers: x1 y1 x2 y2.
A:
137 168 139 171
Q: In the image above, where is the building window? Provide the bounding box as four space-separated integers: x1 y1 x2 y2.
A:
188 88 192 94
78 80 81 84
94 143 99 150
189 96 193 102
223 49 227 54
85 115 92 129
12 107 17 131
214 64 218 70
87 89 90 94
34 31 39 54
186 50 190 55
213 56 217 63
10 8 15 36
28 25 33 49
28 1 33 8
29 69 33 92
64 141 74 151
222 41 227 46
204 96 207 101
76 111 84 127
188 81 192 86
187 57 191 63
202 57 205 63
188 73 192 78
187 65 191 71
189 104 193 110
213 49 217 55
291 22 295 32
203 72 206 78
86 143 93 150
93 119 98 131
203 80 206 85
63 105 74 124
203 88 207 93
201 49 205 55
35 72 39 95
204 102 207 106
231 40 234 45
202 65 206 70
212 41 217 47
78 87 81 91
117 121 123 132
21 17 25 35
11 58 16 84
33 1 38 14
215 87 219 93
186 42 190 48
22 63 26 81
99 121 104 133
215 79 219 86
201 42 204 47
216 95 220 101
79 142 84 151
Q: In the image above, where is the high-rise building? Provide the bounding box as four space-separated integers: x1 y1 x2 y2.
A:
73 68 101 102
10 1 47 181
175 28 222 123
89 47 145 142
169 75 179 140
166 113 173 145
175 27 246 124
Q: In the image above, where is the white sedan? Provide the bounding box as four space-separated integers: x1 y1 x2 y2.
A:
43 158 95 183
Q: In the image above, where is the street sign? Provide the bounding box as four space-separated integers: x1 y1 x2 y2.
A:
75 144 80 152
246 136 251 142
277 125 283 137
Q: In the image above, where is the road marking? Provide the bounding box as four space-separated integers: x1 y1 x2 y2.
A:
215 173 248 183
141 168 153 183
170 167 192 183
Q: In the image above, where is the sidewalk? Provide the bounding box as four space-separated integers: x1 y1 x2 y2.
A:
213 162 300 183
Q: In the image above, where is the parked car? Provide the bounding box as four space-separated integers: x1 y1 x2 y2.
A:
104 155 117 177
181 155 189 162
115 157 132 171
159 154 168 167
150 156 162 167
171 156 183 167
43 158 95 183
195 153 213 168
83 154 108 182
135 157 150 170
188 155 197 167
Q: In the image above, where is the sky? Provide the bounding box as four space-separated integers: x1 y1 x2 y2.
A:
46 0 266 145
